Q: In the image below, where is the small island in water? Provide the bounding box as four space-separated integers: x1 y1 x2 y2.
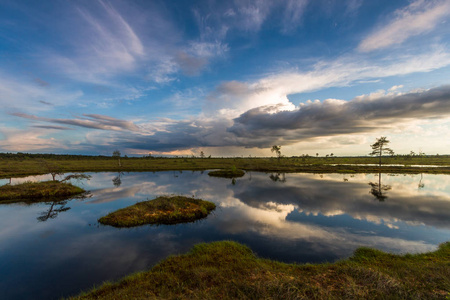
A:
208 167 245 178
98 195 216 227
0 181 85 202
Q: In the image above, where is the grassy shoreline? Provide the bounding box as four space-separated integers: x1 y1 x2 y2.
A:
98 196 216 227
0 181 85 202
1 155 450 179
71 240 450 299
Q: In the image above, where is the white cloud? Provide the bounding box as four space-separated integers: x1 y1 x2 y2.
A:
388 85 404 92
0 71 84 112
47 2 146 83
228 85 450 148
359 0 450 52
11 113 141 132
0 127 66 152
281 0 309 33
206 47 450 118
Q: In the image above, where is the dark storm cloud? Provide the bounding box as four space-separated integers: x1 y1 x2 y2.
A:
11 113 140 132
107 118 236 152
228 85 450 147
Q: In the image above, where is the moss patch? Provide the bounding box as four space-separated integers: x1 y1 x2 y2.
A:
98 196 216 227
208 169 245 178
0 181 85 202
71 241 450 299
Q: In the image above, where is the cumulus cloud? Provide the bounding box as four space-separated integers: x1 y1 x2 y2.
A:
228 85 450 148
65 85 450 153
11 113 140 132
206 47 450 118
358 0 450 52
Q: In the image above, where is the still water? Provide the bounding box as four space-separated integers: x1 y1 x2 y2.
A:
0 171 449 299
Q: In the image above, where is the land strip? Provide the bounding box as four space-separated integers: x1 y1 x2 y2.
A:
1 154 450 179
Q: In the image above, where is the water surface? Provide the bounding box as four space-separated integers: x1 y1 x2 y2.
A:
0 171 449 299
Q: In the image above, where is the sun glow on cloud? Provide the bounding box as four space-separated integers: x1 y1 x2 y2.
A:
0 0 450 155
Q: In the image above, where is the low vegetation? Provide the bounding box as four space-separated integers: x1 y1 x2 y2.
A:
98 196 216 227
1 153 450 179
208 166 245 178
0 181 85 202
72 240 450 299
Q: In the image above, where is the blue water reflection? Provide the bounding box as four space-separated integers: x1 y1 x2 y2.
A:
0 171 449 300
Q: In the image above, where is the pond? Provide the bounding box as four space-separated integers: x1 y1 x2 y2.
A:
1 171 449 299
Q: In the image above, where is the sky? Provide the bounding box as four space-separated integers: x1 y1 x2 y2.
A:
0 0 449 157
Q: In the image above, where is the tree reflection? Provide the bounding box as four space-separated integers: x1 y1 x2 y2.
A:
418 173 425 189
269 173 286 182
112 172 124 187
37 200 70 222
36 193 90 222
368 172 391 201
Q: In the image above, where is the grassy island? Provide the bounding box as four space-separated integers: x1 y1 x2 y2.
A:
98 196 216 227
208 167 245 178
0 181 85 202
72 240 450 299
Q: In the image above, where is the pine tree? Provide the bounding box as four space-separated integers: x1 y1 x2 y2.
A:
369 137 394 166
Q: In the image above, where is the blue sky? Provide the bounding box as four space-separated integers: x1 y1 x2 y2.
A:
1 0 449 156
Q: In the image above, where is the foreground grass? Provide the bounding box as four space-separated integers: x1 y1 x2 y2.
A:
0 181 85 202
72 241 450 299
1 155 450 179
98 196 216 227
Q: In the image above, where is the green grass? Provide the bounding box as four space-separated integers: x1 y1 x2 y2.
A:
0 181 85 202
208 168 245 178
71 240 450 299
98 196 216 227
1 154 450 179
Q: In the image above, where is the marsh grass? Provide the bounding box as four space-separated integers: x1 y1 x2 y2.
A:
0 181 85 202
98 196 216 227
208 166 245 178
1 155 450 179
71 240 450 299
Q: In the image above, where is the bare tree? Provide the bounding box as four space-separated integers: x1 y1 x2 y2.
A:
113 150 121 167
271 145 282 161
369 136 394 166
41 160 64 181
